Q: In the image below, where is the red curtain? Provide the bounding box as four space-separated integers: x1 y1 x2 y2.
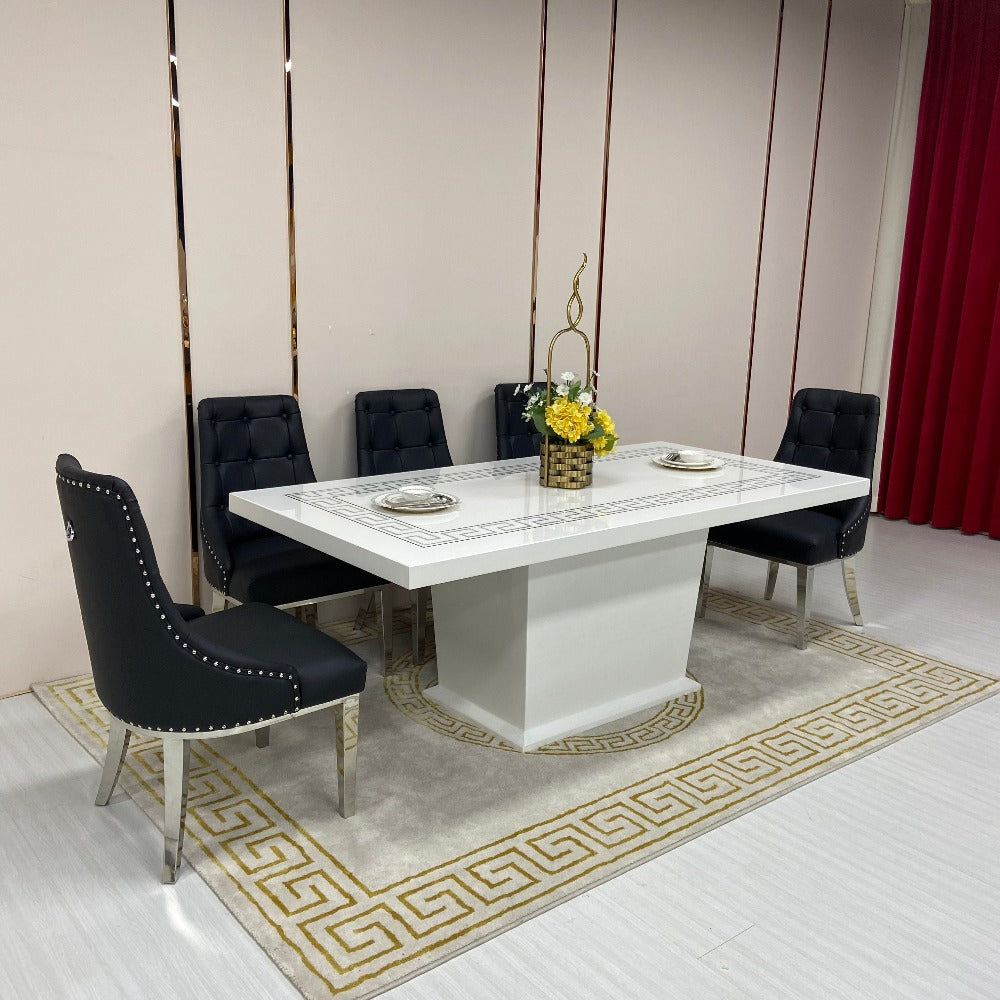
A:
878 0 1000 538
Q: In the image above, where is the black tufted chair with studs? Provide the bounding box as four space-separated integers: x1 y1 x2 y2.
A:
494 383 543 460
354 388 453 475
354 388 453 663
199 395 392 667
698 388 880 649
56 454 366 884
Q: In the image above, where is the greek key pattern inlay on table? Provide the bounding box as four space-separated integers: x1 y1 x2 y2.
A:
288 445 820 549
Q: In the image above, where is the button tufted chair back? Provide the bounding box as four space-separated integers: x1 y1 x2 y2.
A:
198 395 317 592
354 388 453 476
494 383 543 460
774 388 880 477
775 387 880 528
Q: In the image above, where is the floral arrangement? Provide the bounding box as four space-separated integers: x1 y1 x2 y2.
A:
515 371 618 456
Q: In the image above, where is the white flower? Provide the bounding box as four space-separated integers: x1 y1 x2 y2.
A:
560 371 576 383
556 384 570 397
513 384 522 395
524 382 533 392
578 390 593 406
521 410 533 423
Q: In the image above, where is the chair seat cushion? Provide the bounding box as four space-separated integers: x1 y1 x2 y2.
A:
187 602 366 708
228 534 385 606
709 508 841 565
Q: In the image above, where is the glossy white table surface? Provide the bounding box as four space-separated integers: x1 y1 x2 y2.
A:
229 442 868 591
231 443 869 750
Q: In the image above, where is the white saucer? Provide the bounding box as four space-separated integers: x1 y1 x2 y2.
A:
374 491 459 513
653 455 724 472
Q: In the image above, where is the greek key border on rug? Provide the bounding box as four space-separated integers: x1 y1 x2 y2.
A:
38 592 999 999
382 661 705 755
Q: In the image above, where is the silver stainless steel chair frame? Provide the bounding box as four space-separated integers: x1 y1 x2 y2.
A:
697 543 864 650
96 694 360 884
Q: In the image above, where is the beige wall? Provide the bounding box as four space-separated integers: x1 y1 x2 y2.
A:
0 0 189 695
532 0 613 384
176 0 293 403
0 0 905 694
598 0 780 452
793 0 904 400
742 0 829 458
293 0 541 482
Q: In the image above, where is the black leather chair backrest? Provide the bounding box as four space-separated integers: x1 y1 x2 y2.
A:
775 388 879 477
56 454 295 731
775 388 880 528
355 388 453 476
198 395 317 590
494 383 543 460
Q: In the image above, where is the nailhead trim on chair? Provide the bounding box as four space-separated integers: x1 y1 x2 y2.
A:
838 500 870 558
200 522 228 591
57 473 299 732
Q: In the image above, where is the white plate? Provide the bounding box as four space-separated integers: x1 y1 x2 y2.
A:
653 455 724 472
374 491 459 513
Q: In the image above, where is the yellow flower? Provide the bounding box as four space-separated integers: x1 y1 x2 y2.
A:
593 409 615 436
592 433 617 456
545 397 591 443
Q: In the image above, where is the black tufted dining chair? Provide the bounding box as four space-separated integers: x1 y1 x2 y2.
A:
354 388 453 475
354 388 453 663
56 454 367 883
199 395 392 668
494 383 543 460
698 388 880 649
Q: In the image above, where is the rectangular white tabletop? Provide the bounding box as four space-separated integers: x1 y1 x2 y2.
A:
229 442 870 590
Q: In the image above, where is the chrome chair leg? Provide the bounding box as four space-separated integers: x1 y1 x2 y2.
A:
376 586 393 672
414 588 429 664
354 591 375 631
842 556 863 626
764 561 778 600
95 716 130 806
334 695 359 819
255 727 270 749
210 589 226 613
696 545 714 619
161 738 191 884
796 564 814 650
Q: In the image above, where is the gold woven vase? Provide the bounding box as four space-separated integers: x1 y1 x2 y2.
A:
539 439 594 489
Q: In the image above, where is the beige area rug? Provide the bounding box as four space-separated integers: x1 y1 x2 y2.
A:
34 592 998 999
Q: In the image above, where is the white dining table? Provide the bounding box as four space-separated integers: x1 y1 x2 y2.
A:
229 442 869 750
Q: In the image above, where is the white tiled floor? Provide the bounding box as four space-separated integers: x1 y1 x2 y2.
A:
1 516 998 999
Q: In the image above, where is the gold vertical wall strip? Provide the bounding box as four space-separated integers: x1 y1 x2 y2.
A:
165 0 200 605
740 0 786 455
789 0 833 406
527 0 549 381
592 0 619 392
284 0 299 399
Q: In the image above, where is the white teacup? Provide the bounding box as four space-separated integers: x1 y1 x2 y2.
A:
675 449 709 465
397 485 434 500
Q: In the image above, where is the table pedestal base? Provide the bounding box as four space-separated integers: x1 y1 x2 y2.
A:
428 530 706 750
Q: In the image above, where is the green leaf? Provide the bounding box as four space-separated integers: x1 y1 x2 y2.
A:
532 411 550 436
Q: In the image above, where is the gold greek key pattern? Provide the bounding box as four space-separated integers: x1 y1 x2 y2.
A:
325 608 704 756
36 592 999 1000
379 658 703 755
